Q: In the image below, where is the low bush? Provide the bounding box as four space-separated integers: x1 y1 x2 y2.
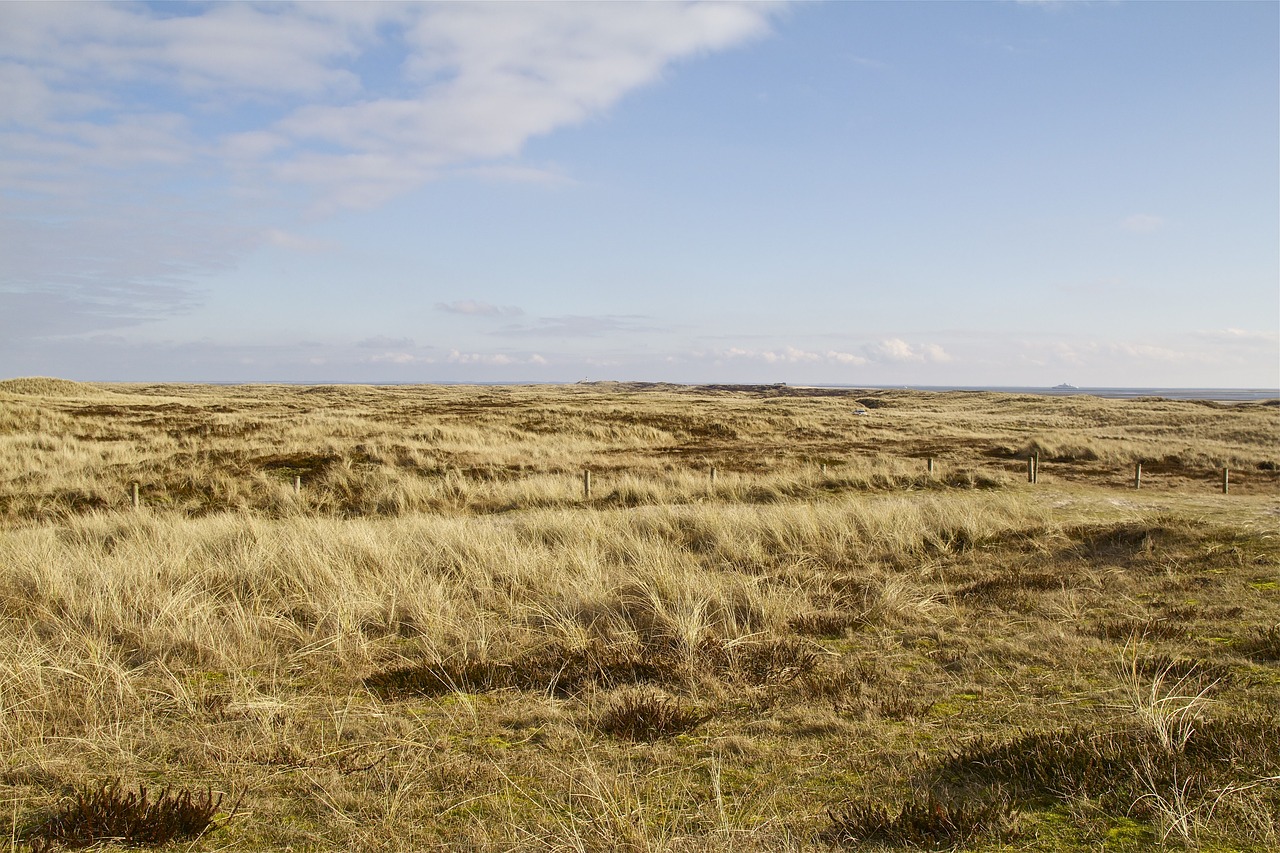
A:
825 792 1015 848
594 689 712 741
26 781 232 848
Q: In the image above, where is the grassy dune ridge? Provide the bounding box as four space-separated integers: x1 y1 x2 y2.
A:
1 381 1277 850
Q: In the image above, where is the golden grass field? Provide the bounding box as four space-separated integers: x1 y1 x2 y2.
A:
1 377 1277 851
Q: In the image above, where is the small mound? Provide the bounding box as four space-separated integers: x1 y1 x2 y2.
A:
0 377 103 396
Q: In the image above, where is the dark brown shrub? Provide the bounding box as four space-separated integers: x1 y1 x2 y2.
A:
1091 618 1189 642
595 689 712 741
825 792 1015 848
365 659 504 698
788 610 858 638
727 637 821 686
1238 625 1280 662
26 781 232 848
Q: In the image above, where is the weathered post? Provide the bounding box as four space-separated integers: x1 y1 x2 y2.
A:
1222 467 1229 495
1027 457 1035 483
927 458 935 476
1134 462 1142 490
1033 453 1040 484
131 482 140 509
820 463 827 475
293 475 302 494
710 466 718 484
582 470 592 499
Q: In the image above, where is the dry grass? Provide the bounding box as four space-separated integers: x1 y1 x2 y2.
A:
0 379 1276 850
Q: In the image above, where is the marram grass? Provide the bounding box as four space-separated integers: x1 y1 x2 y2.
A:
1 381 1276 851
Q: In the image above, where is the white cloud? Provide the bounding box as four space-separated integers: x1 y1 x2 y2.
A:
263 229 334 253
1195 328 1279 343
365 351 431 365
868 338 917 362
442 350 568 367
446 350 514 366
244 2 777 209
0 2 371 99
1009 332 1279 379
864 338 951 363
436 300 524 318
1120 213 1164 233
920 343 953 363
1 2 781 334
718 346 867 366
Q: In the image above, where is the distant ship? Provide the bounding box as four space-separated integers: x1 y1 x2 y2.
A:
1052 383 1078 390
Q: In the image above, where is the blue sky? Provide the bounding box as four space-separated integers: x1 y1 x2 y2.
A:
2 1 1277 386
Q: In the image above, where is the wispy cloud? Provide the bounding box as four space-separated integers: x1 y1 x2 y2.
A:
270 3 777 210
1 2 780 334
716 346 867 366
0 207 240 339
356 335 416 349
1193 327 1279 343
495 315 656 338
707 340 955 368
1008 332 1279 379
1119 213 1165 233
436 300 524 318
263 229 335 253
446 350 547 366
363 351 427 365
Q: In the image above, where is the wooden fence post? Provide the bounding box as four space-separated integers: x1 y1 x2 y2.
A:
1222 467 1229 494
131 482 140 509
710 466 718 484
1134 462 1142 490
1027 457 1035 483
582 470 592 499
293 475 302 494
1033 453 1040 484
927 458 935 476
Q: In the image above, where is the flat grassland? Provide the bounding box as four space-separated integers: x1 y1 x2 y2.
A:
1 378 1277 851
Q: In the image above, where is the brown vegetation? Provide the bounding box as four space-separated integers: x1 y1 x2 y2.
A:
0 380 1276 850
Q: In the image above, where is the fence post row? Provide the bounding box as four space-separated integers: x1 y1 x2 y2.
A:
119 456 1240 511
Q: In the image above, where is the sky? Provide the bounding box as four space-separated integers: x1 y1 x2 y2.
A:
1 1 1277 387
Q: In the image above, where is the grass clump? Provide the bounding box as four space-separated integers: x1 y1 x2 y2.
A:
935 714 1280 806
25 781 231 849
366 640 684 699
787 609 858 638
594 689 713 741
725 637 823 686
1238 625 1280 662
824 793 1016 848
365 658 505 697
